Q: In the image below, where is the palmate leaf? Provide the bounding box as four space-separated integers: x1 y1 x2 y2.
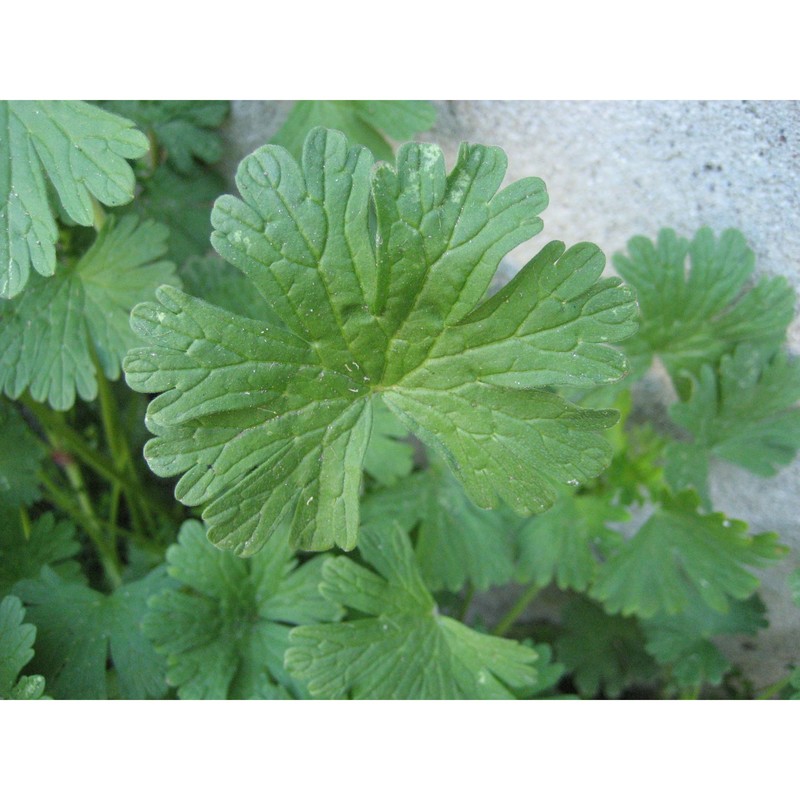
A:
555 596 657 699
0 100 148 299
362 456 517 593
284 519 539 699
98 101 229 173
613 228 795 379
515 493 628 592
642 592 767 693
0 596 47 700
0 512 81 597
124 127 637 555
591 491 786 618
272 101 436 161
15 566 172 699
666 344 800 504
0 215 178 410
142 520 341 699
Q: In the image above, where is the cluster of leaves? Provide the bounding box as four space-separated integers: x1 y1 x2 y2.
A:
1 99 798 700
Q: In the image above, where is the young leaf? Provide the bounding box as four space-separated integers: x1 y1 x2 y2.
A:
591 491 786 618
666 344 800 502
515 493 628 592
15 566 172 699
284 519 539 699
0 512 81 597
272 100 436 161
642 592 767 693
98 101 229 173
0 215 178 410
0 398 45 512
555 597 657 699
0 596 47 700
124 128 637 554
613 228 795 378
0 100 149 298
142 520 341 699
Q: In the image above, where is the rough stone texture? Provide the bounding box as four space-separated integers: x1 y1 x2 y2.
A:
221 100 800 687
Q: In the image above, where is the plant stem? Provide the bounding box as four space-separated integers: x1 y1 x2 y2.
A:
92 353 152 538
756 674 793 700
42 458 122 590
492 583 541 637
457 584 475 621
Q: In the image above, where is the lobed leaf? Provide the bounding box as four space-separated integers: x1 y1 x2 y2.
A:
613 227 794 378
142 520 341 699
285 519 539 699
125 127 637 554
0 215 178 410
15 566 171 699
0 100 148 298
0 595 47 699
591 491 786 618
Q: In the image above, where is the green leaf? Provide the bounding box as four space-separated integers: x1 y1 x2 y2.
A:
515 493 628 592
142 520 341 699
15 566 172 699
667 345 800 499
642 593 767 692
284 519 539 699
555 596 657 698
0 595 47 699
0 398 45 512
124 128 637 554
0 215 178 410
591 491 786 618
0 512 81 597
98 101 229 173
613 228 795 378
0 100 149 298
272 100 436 161
133 164 226 264
363 456 517 593
362 396 415 486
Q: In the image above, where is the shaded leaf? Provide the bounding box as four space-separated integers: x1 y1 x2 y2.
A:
0 595 47 699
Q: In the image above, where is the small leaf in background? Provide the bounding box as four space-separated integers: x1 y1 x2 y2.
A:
285 519 539 699
272 100 436 161
0 101 149 298
142 520 341 699
0 595 47 700
666 344 800 503
15 566 172 699
591 491 786 618
0 398 45 512
125 127 637 555
642 592 768 694
98 101 229 174
132 165 226 265
0 513 82 597
363 456 517 593
0 215 178 410
613 227 795 379
555 596 657 698
515 493 628 592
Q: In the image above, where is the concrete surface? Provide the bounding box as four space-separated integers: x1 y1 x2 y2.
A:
221 100 800 688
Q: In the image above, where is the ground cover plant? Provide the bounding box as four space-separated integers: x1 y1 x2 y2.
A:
1 99 798 700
